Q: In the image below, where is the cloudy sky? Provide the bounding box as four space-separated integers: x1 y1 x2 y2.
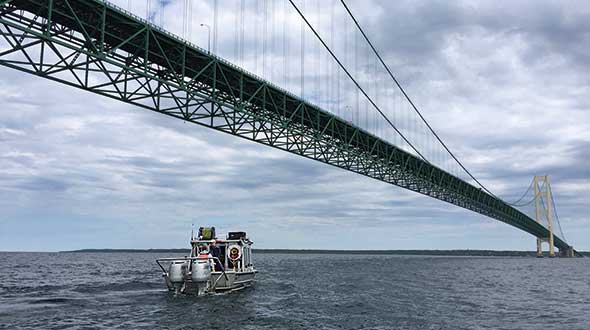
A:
0 0 588 252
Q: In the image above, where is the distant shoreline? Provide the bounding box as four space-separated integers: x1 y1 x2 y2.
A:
55 248 588 257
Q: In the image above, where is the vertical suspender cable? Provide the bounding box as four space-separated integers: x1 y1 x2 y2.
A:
287 0 427 160
271 0 275 83
316 0 321 106
373 52 377 135
182 0 186 39
163 1 167 29
283 0 287 88
213 0 218 54
329 0 334 114
158 0 162 27
266 0 275 83
367 47 371 131
262 0 267 78
254 0 259 75
234 0 239 62
187 0 191 40
189 0 193 42
340 2 345 118
300 0 305 98
339 0 495 195
240 0 245 66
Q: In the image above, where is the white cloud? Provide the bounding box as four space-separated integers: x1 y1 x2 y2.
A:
0 0 588 251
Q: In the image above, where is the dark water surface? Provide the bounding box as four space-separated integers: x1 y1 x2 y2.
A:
0 252 588 329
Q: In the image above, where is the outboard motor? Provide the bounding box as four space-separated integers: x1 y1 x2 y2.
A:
191 259 211 295
168 260 187 293
191 259 211 282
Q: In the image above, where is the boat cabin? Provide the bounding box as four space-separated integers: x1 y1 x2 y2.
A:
190 228 254 274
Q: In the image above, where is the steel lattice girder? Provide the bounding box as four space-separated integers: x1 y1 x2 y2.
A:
0 0 569 250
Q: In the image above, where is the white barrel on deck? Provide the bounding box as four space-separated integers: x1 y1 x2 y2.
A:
191 259 211 282
168 260 187 283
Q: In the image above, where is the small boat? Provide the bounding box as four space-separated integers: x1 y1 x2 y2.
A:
156 227 257 295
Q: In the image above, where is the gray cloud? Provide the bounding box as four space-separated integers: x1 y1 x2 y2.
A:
0 0 588 251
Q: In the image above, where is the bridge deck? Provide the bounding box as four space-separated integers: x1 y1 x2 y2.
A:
0 0 570 250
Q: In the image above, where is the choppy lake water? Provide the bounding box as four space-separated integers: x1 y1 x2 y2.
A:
0 252 588 329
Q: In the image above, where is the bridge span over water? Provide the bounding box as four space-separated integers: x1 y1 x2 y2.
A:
0 0 579 256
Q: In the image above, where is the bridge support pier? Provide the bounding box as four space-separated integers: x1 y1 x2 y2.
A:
534 176 555 258
558 246 575 258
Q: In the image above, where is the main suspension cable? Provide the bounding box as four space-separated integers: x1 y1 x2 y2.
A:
287 0 428 161
339 0 496 196
512 181 545 207
507 178 534 206
550 190 567 242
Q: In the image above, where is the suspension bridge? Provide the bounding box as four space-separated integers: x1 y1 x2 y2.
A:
0 0 579 257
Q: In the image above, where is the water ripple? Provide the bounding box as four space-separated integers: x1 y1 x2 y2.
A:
0 252 589 329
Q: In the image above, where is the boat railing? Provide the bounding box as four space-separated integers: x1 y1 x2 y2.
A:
190 239 252 244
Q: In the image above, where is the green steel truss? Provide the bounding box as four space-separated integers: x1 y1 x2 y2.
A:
0 0 570 250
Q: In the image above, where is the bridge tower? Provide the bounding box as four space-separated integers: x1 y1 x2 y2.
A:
534 175 555 258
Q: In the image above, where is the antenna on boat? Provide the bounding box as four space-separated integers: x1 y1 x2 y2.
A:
191 222 195 241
